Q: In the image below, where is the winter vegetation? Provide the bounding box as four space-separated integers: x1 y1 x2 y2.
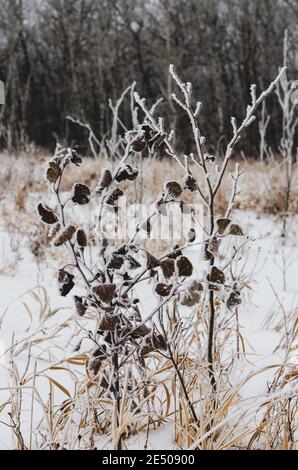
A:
0 0 297 452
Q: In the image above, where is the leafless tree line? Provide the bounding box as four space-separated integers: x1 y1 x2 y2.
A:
0 0 297 152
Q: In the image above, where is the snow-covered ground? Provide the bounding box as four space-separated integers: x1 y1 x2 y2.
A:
0 207 297 450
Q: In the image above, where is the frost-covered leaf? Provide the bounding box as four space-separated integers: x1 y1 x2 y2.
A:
184 174 199 192
208 266 225 285
106 188 123 206
216 218 231 235
77 229 87 247
38 203 59 225
146 251 160 269
74 295 87 316
72 183 90 205
177 256 193 277
108 254 124 270
161 258 175 279
46 161 61 184
165 181 183 198
92 283 116 303
116 164 138 182
58 269 75 297
98 312 118 331
53 225 76 246
96 169 112 193
229 224 244 236
155 283 172 296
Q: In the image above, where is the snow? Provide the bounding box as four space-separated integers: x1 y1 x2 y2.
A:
0 208 297 449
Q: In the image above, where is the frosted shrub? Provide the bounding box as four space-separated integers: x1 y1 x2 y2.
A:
38 65 285 448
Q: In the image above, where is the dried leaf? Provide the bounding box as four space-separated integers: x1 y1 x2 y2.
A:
106 188 123 206
77 229 87 247
72 183 90 205
92 284 116 303
153 333 167 351
132 324 151 338
54 225 76 247
74 295 87 316
146 252 160 269
70 150 82 166
227 291 242 309
185 175 199 192
38 203 59 225
155 283 172 297
216 218 231 235
132 138 147 152
96 169 112 192
108 254 124 270
209 237 220 254
208 266 225 285
166 181 183 198
116 165 138 182
177 256 193 277
46 161 61 183
58 269 75 297
99 313 118 331
126 255 141 270
89 348 106 375
229 224 244 236
48 223 61 241
180 281 203 306
161 258 175 279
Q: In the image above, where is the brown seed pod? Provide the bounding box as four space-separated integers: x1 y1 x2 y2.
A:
106 188 124 206
74 295 87 316
92 284 116 303
216 218 231 235
46 161 61 184
98 312 118 331
208 266 225 285
166 181 183 198
38 203 59 225
77 229 87 247
146 252 160 269
155 283 172 297
72 183 90 205
58 269 75 297
161 258 175 279
96 169 112 193
185 174 199 192
229 224 244 236
54 225 76 247
177 256 193 277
